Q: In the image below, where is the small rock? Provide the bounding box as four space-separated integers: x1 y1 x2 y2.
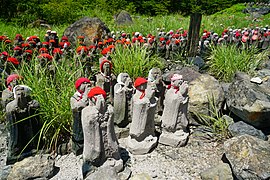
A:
250 77 263 84
200 163 233 180
130 173 152 180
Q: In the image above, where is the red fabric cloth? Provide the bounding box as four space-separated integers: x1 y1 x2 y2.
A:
134 77 147 88
6 74 22 85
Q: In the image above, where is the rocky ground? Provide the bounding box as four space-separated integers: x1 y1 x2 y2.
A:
50 132 225 180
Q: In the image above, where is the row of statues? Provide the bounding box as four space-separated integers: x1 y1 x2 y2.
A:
70 67 189 177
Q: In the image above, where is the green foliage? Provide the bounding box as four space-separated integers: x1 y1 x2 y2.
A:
111 45 164 80
208 45 266 82
40 0 82 25
19 56 85 150
194 95 231 140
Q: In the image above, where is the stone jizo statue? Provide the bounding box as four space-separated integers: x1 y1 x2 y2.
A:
6 85 41 165
159 74 189 147
114 73 133 127
127 77 158 155
82 87 123 177
70 77 92 155
95 60 117 104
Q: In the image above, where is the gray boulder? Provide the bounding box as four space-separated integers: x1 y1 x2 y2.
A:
200 163 233 180
63 17 110 47
224 135 270 180
114 10 133 25
188 74 225 117
7 154 56 180
229 121 268 141
226 72 270 129
85 166 118 180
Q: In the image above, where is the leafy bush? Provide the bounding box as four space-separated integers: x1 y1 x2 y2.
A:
208 44 266 82
111 45 164 80
19 55 85 150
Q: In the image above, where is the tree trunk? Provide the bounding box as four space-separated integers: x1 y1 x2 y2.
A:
187 13 202 57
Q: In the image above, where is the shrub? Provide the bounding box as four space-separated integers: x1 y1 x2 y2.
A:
111 44 164 80
208 44 266 82
19 55 85 150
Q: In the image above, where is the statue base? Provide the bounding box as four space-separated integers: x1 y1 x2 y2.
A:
127 135 157 155
159 130 189 147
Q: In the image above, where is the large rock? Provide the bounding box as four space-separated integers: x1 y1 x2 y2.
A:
63 17 110 47
114 10 133 25
85 166 118 180
200 163 233 180
226 72 270 129
228 121 268 141
224 135 270 180
7 154 56 180
188 74 225 117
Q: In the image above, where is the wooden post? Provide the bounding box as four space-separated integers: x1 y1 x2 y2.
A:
187 13 202 57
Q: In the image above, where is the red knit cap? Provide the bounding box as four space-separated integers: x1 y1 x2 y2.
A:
75 77 91 90
25 49 33 54
88 86 106 99
1 51 9 56
100 60 112 73
7 57 20 65
134 77 147 88
38 53 53 61
6 74 23 85
61 36 68 41
14 46 22 51
76 46 88 53
53 48 63 55
39 47 48 53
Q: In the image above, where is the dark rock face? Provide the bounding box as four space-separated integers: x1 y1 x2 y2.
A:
224 135 270 180
228 121 268 141
226 72 270 129
114 10 133 25
63 17 110 46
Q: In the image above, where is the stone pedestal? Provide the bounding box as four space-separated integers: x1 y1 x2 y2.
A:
159 130 189 147
127 135 157 155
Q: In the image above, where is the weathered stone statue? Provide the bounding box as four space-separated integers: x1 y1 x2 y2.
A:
70 77 92 155
82 87 123 177
1 74 22 111
6 85 41 165
127 77 158 154
159 74 189 147
113 73 133 127
147 67 165 115
95 60 116 104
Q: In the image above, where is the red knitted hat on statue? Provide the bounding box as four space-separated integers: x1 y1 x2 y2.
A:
6 74 23 85
75 77 91 90
88 86 106 99
100 60 112 73
134 77 147 88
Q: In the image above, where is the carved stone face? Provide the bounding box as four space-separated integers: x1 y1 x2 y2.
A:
15 86 25 99
95 94 106 112
172 79 183 87
9 80 19 89
79 82 91 93
103 62 111 75
121 73 129 83
138 83 147 90
151 68 161 81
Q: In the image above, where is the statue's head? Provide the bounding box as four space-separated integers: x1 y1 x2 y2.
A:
171 74 183 87
75 77 91 93
100 60 112 75
13 85 32 100
88 87 107 112
134 77 148 91
117 73 132 87
148 68 161 82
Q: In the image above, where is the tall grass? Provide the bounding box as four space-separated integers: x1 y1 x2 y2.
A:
208 45 267 82
111 44 164 80
18 55 85 151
